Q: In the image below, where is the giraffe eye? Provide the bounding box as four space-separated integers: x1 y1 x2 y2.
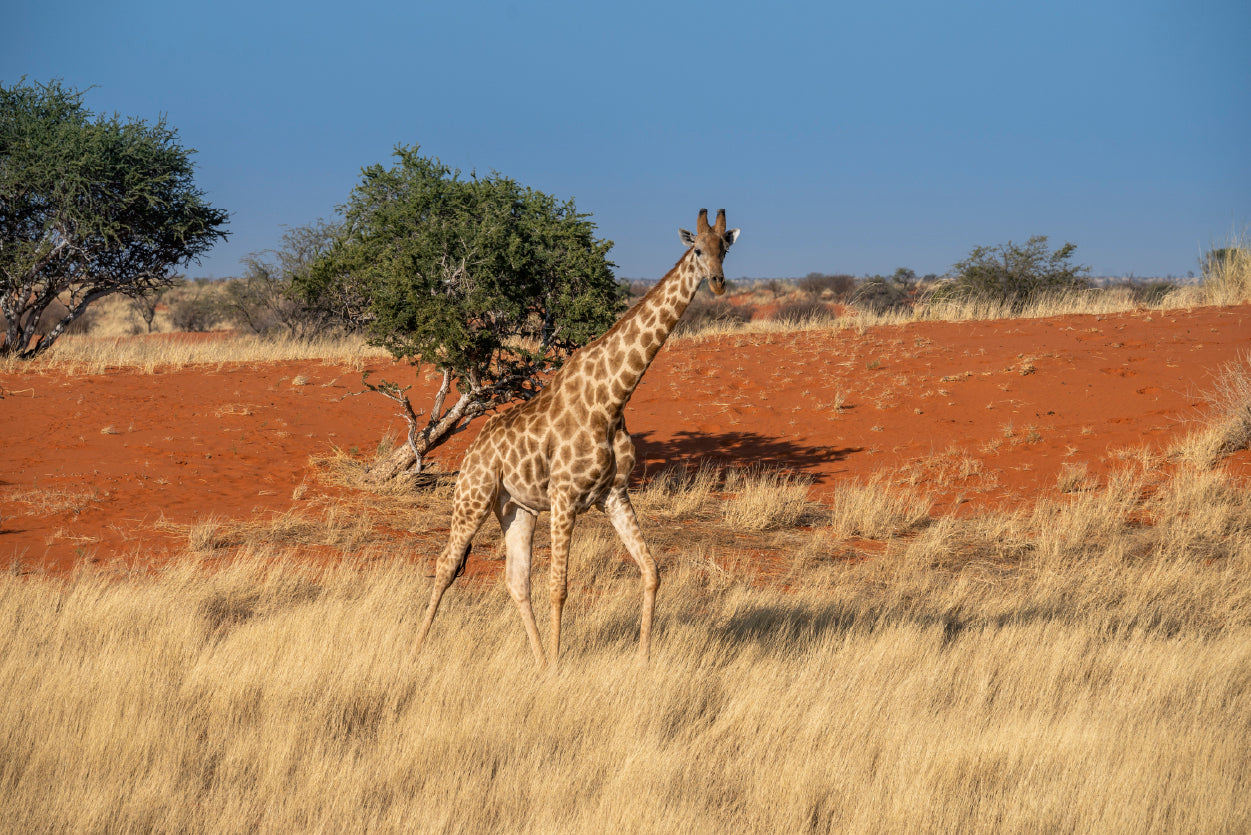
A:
695 248 702 257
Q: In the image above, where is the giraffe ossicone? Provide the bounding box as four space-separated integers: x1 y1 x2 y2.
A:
413 209 741 667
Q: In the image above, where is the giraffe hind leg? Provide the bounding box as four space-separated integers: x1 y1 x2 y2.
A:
413 483 493 655
497 499 545 668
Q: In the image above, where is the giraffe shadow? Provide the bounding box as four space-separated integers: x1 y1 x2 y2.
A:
589 601 969 658
703 602 970 655
632 429 858 483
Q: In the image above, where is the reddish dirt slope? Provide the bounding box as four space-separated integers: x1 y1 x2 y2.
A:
3 304 1249 572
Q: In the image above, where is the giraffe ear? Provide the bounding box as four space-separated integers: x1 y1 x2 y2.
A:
724 228 740 247
679 228 696 247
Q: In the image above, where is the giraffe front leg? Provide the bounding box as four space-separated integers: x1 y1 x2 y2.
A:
548 497 576 667
604 488 659 662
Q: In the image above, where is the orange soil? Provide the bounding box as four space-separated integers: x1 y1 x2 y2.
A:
3 304 1249 573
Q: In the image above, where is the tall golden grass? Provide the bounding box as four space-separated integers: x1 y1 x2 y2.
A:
3 439 1250 831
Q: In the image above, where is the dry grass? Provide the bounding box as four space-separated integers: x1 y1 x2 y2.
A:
1191 231 1251 306
1171 353 1251 468
4 485 103 516
722 467 818 531
3 457 1251 832
826 475 933 540
635 463 722 520
0 331 386 375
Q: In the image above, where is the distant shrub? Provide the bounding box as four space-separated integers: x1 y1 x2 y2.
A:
624 280 653 302
771 298 835 324
1126 280 1179 307
947 236 1090 311
219 221 354 339
1202 247 1250 278
760 278 792 299
851 272 913 314
169 293 224 332
1200 243 1251 304
673 295 754 336
798 273 856 300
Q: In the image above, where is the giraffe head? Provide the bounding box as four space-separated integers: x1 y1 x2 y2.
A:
679 209 740 296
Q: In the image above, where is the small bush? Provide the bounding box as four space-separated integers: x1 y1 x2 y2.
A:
1125 280 1179 307
851 275 911 314
771 298 835 325
169 294 224 333
1200 241 1251 304
798 273 855 300
673 295 754 336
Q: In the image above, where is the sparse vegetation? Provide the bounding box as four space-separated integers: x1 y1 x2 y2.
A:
1195 235 1251 306
770 297 835 325
851 268 916 314
167 282 227 333
1170 353 1251 468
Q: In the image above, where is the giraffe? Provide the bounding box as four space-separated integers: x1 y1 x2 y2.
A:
413 209 741 667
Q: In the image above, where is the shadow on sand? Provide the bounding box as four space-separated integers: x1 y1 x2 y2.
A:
632 429 859 483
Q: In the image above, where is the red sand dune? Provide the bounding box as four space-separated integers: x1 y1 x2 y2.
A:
3 304 1249 573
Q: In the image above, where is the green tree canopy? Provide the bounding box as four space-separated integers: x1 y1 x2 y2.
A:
1 79 229 358
296 145 625 478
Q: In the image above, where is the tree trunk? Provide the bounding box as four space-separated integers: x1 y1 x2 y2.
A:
361 374 490 484
366 443 421 484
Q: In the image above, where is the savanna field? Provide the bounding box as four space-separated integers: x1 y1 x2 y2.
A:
3 277 1251 832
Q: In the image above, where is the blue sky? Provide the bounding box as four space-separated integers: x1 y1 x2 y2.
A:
4 0 1248 280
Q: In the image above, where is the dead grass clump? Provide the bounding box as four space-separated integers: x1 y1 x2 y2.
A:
722 467 818 531
1198 232 1251 305
635 462 721 520
1170 353 1251 468
159 504 384 556
4 486 102 517
1026 467 1144 566
827 475 932 540
1056 461 1094 493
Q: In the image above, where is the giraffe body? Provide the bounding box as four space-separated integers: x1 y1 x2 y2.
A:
413 209 740 667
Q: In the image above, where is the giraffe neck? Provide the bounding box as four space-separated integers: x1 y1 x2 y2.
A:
571 249 703 412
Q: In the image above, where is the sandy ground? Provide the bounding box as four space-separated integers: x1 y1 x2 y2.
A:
3 304 1249 573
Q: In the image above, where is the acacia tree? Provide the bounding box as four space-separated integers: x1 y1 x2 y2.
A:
0 79 228 358
947 235 1089 310
296 145 625 480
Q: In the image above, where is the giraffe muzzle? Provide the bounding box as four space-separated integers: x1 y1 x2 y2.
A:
709 275 726 295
